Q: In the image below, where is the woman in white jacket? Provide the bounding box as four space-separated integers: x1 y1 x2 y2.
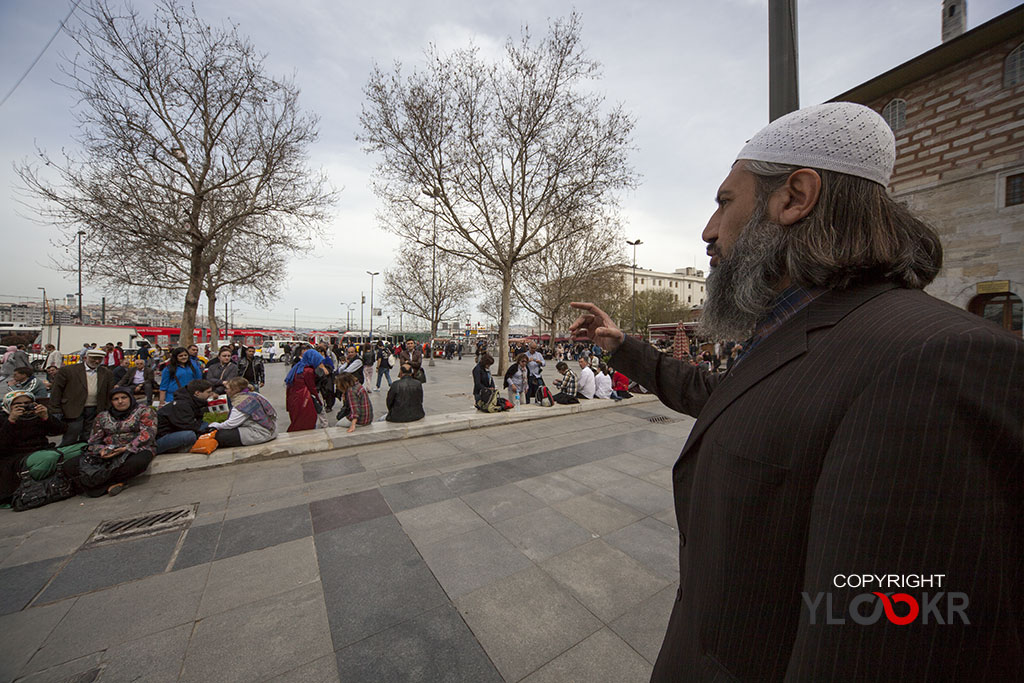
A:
210 377 278 447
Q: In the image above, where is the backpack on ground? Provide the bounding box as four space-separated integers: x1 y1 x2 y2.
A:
535 384 554 407
475 388 504 413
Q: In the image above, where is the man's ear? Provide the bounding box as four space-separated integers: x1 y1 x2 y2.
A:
766 168 821 226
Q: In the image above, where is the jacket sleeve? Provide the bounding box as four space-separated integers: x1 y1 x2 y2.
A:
256 361 265 384
127 408 157 452
785 329 1024 680
609 336 720 418
49 369 67 414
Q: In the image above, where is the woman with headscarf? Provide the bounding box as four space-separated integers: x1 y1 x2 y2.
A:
210 377 278 447
63 386 157 497
284 348 327 432
0 390 77 505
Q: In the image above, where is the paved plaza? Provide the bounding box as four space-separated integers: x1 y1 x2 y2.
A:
0 359 695 683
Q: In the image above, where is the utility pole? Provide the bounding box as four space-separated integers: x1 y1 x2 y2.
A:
626 239 643 335
768 0 800 121
37 287 46 326
76 230 85 324
367 271 379 346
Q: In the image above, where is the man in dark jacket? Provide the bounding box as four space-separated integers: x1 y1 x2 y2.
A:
49 348 114 446
155 379 214 454
385 365 424 423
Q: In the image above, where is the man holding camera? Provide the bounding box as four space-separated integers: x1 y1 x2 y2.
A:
48 348 114 446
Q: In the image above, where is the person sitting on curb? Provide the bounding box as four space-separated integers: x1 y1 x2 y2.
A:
385 364 425 423
205 346 239 395
7 367 48 400
472 354 495 403
576 357 596 399
155 379 215 454
610 366 633 398
551 362 579 404
0 391 82 507
209 377 278 447
594 363 621 401
64 386 157 497
117 356 155 406
335 372 373 433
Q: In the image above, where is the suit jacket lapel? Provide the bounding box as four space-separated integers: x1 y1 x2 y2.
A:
678 280 900 458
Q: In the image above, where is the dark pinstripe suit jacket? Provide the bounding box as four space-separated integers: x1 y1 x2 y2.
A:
611 280 1023 682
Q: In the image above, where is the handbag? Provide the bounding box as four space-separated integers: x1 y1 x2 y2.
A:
190 432 219 455
77 449 131 488
414 368 427 383
12 468 75 512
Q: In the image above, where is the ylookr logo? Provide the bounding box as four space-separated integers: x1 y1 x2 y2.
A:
802 574 970 626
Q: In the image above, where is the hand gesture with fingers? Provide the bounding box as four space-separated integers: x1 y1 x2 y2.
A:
569 302 625 354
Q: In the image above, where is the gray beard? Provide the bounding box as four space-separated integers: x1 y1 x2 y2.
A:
698 213 789 341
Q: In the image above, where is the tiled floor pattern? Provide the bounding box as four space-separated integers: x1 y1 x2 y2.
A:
0 405 693 682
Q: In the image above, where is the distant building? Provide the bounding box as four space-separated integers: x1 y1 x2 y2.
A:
618 265 707 308
832 2 1023 336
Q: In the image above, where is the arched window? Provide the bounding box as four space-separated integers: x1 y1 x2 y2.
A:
1006 43 1024 88
882 98 907 131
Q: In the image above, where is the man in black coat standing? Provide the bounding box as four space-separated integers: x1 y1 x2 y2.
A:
571 103 1023 681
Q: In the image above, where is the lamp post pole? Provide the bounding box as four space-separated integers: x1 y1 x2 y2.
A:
293 307 298 334
37 287 46 326
77 230 86 324
367 271 379 347
626 239 643 335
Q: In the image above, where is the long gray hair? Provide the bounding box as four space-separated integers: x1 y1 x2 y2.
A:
745 160 943 290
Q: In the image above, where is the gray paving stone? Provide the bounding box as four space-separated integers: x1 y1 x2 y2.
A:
38 532 180 603
28 565 207 672
199 536 319 618
96 623 192 683
493 507 594 562
0 522 95 569
438 461 522 497
379 475 454 513
653 506 678 530
301 455 366 483
514 472 593 503
603 518 679 580
631 444 682 466
395 498 487 548
267 654 340 683
609 583 679 664
309 488 391 534
561 462 633 489
334 604 501 683
170 522 221 571
598 476 676 515
229 462 305 496
459 484 545 523
540 540 670 622
179 582 333 683
641 466 674 490
455 566 601 683
0 600 76 682
214 503 311 561
418 526 533 599
15 651 103 683
521 627 653 683
551 492 645 536
315 515 447 649
600 453 666 477
355 446 414 471
0 557 64 615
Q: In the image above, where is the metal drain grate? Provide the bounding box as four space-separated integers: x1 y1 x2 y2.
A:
84 504 197 546
647 415 673 424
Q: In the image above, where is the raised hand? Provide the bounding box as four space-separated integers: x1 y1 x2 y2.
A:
569 302 626 353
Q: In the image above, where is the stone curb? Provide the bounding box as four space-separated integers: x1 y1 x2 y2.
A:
149 394 661 475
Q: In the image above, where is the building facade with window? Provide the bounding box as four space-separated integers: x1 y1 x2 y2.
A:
618 265 707 307
832 1 1023 336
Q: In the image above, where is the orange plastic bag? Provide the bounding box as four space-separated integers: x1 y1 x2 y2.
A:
189 432 219 455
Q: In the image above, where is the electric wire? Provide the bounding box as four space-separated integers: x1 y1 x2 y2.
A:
0 0 83 109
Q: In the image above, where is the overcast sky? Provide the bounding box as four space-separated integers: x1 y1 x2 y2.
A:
0 0 1018 331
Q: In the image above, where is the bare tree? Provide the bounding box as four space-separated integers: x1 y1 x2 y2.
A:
360 13 636 371
16 0 334 344
381 247 475 338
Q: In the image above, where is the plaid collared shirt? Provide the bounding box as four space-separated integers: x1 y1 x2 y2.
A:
346 384 374 425
559 369 578 397
737 284 828 363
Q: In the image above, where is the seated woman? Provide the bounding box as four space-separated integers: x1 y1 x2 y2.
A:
209 377 278 447
594 363 621 401
0 390 79 506
335 372 373 433
472 354 496 402
205 346 239 394
7 367 48 401
503 354 529 404
385 364 425 423
159 347 203 405
610 366 633 399
117 356 155 405
63 386 157 497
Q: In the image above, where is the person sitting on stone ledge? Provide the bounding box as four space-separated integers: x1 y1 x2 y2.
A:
63 386 156 497
159 347 204 405
209 377 278 447
0 390 82 507
385 364 425 423
205 346 239 395
155 379 215 454
7 367 48 401
335 372 373 433
117 356 155 406
551 361 579 404
111 355 132 384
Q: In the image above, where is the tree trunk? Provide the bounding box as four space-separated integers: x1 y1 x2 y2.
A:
207 289 219 352
497 269 513 374
549 316 557 353
177 236 206 345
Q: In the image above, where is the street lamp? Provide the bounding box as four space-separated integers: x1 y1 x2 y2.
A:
341 302 356 333
77 230 86 324
37 287 46 326
626 239 643 335
367 271 379 347
293 307 298 334
423 186 442 367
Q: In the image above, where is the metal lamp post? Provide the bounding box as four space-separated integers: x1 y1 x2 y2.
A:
626 239 643 335
76 230 86 324
342 302 356 333
37 287 46 326
367 271 379 347
293 307 298 334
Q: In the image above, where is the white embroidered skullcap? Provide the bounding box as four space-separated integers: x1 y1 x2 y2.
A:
736 102 895 186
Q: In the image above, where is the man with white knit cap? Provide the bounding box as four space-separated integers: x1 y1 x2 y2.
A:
570 102 1023 681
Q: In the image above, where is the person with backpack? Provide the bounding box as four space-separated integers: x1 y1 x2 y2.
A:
375 342 393 391
361 345 376 388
